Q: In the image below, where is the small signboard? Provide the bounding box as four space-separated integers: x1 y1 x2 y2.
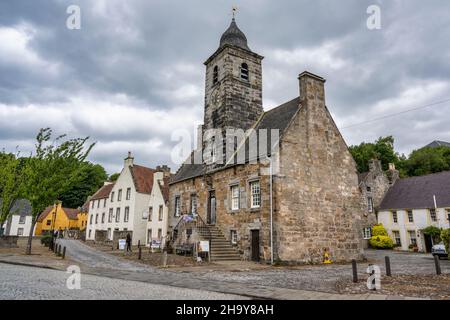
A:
118 239 126 250
151 239 162 249
198 240 210 252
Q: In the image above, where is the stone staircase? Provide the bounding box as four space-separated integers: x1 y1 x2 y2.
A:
199 225 241 261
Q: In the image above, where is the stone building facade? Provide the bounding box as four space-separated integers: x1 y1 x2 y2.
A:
169 18 368 263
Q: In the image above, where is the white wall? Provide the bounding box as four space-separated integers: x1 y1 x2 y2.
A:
6 215 33 236
378 207 450 251
146 172 169 248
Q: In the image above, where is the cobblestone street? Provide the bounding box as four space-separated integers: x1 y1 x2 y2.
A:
0 263 245 300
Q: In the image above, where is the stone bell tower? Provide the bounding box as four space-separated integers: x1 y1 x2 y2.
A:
203 17 264 131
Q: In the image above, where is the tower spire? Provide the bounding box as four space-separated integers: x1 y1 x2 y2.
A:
232 6 237 20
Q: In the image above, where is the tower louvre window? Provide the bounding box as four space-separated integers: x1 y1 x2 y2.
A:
213 66 219 84
240 63 249 81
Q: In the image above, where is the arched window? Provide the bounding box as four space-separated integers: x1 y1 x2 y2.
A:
240 63 249 81
213 66 219 84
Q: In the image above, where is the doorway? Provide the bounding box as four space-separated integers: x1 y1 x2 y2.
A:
207 191 216 225
251 230 260 262
424 234 433 253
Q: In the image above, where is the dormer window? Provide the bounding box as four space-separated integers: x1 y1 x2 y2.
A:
213 66 219 84
240 63 249 81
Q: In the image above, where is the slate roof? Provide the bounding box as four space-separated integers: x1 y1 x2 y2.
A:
0 199 32 216
379 171 450 210
424 140 450 148
90 183 115 200
170 97 301 184
158 176 170 203
129 165 156 194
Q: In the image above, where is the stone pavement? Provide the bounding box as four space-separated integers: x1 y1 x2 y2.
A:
36 239 423 300
0 262 245 300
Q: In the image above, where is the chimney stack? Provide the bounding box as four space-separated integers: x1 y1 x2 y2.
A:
156 164 171 177
124 151 134 167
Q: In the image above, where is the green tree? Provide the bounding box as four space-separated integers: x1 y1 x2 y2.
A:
23 128 95 254
0 151 27 234
441 229 450 259
404 146 450 176
349 136 404 173
59 162 107 208
108 172 120 182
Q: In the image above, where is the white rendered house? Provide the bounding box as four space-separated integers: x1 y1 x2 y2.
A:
1 200 33 237
378 171 450 252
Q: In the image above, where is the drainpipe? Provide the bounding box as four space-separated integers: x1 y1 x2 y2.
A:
269 155 274 265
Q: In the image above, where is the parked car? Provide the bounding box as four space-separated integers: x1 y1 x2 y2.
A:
431 242 448 259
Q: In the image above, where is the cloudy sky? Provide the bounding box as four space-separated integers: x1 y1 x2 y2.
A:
1 0 449 174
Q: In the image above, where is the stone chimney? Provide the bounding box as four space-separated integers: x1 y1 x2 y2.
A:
387 162 399 185
156 164 171 178
124 151 134 167
368 159 382 173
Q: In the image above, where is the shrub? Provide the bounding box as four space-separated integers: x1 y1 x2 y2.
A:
369 235 394 249
422 226 442 243
40 234 53 247
372 224 388 236
441 228 450 259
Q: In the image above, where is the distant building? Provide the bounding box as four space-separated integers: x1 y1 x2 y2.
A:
34 202 87 235
85 152 171 246
378 171 450 252
423 140 450 148
1 199 33 237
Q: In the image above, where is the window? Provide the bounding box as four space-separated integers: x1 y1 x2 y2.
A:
91 201 94 209
115 208 120 222
230 230 238 245
17 228 24 236
240 63 249 81
89 215 93 225
392 211 398 223
108 208 113 223
124 207 129 222
147 229 152 244
213 66 218 84
250 181 261 208
409 231 417 245
158 228 162 239
95 214 98 224
393 231 401 246
19 215 26 224
407 210 414 223
174 196 181 217
103 199 107 207
126 188 131 200
190 195 197 215
111 191 115 202
430 209 437 222
107 228 111 240
367 197 373 213
101 213 105 224
362 227 372 240
210 137 217 163
148 207 153 221
158 205 163 221
118 189 122 202
89 230 92 238
447 209 450 221
366 186 371 192
97 200 100 208
231 185 240 210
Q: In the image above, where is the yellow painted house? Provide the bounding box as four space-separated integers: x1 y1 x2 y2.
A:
34 203 87 235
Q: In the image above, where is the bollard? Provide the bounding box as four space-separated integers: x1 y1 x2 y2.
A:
57 245 62 257
138 247 142 260
138 240 141 249
162 251 168 268
352 259 358 283
54 243 58 254
385 256 392 276
62 247 66 259
434 255 442 275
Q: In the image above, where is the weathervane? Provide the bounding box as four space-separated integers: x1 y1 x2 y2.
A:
232 6 238 19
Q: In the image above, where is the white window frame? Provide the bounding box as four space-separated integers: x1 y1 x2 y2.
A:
392 211 398 223
148 207 153 222
174 196 181 217
362 227 372 240
191 195 197 215
393 231 401 246
101 212 105 224
110 191 115 203
147 229 152 244
430 209 437 222
19 215 26 224
407 210 414 223
117 189 122 202
250 180 261 209
108 208 113 223
158 205 163 221
126 188 131 200
115 208 120 223
409 230 417 245
17 228 24 236
367 197 373 213
230 230 238 244
231 185 240 211
124 207 129 222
